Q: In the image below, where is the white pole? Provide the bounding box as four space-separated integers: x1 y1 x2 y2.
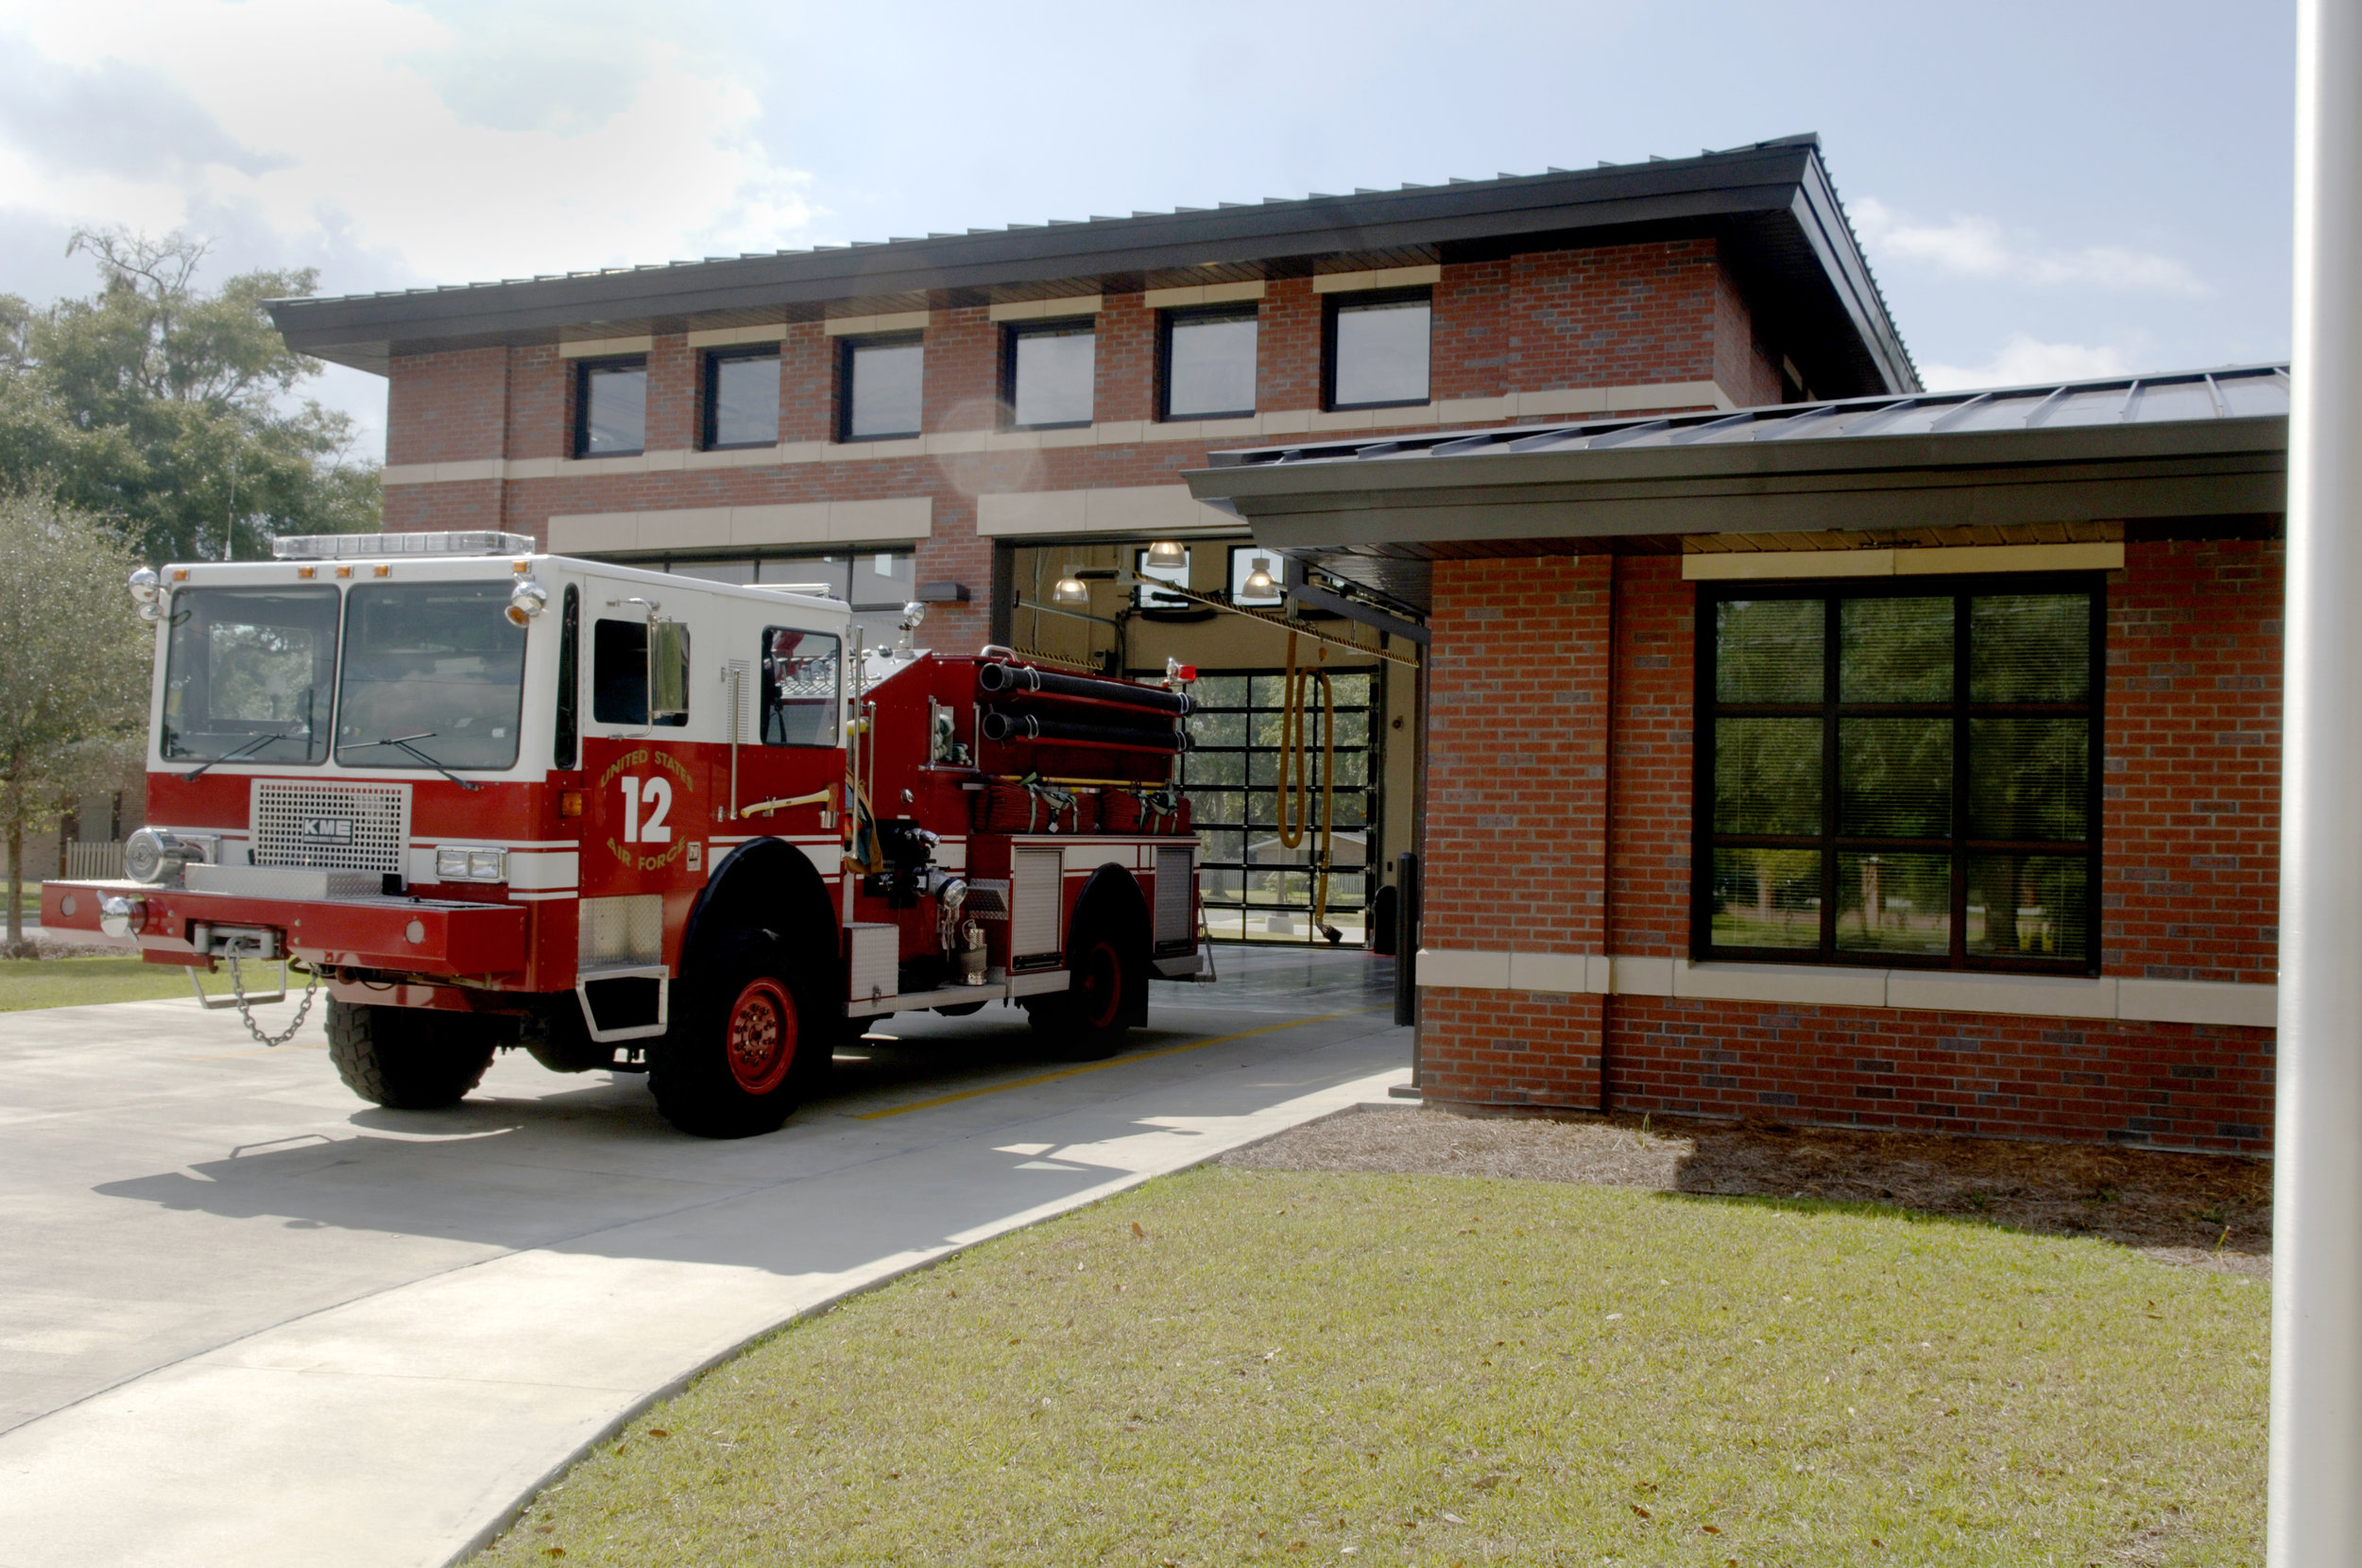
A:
2272 2 2362 1560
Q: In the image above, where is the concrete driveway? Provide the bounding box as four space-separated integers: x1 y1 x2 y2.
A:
0 945 1408 1568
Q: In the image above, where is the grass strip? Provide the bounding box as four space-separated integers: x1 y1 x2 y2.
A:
0 955 243 1012
477 1167 2265 1566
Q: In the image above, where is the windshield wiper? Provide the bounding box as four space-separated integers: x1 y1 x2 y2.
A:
180 728 300 782
349 731 482 792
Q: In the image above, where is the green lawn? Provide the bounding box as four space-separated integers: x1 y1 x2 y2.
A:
0 955 243 1011
477 1167 2267 1567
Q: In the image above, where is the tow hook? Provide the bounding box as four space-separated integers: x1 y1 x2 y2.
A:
98 895 147 940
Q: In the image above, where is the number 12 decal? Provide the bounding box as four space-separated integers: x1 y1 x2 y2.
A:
620 775 673 844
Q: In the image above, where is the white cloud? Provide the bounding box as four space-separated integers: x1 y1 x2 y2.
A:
1853 197 2207 298
1917 332 2135 392
0 0 820 289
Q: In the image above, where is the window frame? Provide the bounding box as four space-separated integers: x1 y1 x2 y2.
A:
1001 316 1098 431
1321 286 1431 413
701 345 781 452
1157 303 1260 422
573 355 649 458
1690 571 2107 976
835 331 925 443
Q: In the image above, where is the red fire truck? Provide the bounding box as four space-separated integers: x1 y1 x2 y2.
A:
40 531 1204 1137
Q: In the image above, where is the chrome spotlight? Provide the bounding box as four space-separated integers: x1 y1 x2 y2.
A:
505 578 549 626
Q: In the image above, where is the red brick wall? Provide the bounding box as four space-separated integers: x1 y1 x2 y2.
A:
2105 538 2283 983
1096 293 1155 424
1258 277 1322 413
1414 544 2283 1153
386 348 505 466
1611 997 2270 1152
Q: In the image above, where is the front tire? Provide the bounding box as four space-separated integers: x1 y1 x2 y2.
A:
326 998 499 1109
651 934 820 1138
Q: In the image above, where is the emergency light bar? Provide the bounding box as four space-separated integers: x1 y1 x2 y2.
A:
272 531 536 560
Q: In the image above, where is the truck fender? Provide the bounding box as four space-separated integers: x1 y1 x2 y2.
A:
1071 863 1153 1029
684 837 842 991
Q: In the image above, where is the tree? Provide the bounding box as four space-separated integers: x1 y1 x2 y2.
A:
0 230 378 564
0 487 150 949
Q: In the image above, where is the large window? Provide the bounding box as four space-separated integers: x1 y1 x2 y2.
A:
1697 578 2103 972
591 619 689 729
1160 306 1258 420
839 334 924 441
1004 319 1095 428
161 587 339 765
574 358 647 456
1324 289 1429 410
704 348 779 449
336 581 528 771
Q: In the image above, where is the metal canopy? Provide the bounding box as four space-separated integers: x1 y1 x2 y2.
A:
266 136 1915 398
1183 366 2291 612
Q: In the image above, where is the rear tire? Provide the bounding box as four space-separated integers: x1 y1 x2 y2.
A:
326 998 499 1110
651 932 821 1138
1025 928 1139 1063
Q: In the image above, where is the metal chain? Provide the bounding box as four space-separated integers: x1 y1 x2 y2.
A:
226 956 320 1048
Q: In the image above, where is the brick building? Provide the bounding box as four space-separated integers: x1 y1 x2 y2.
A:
1190 366 2289 1151
269 136 1911 945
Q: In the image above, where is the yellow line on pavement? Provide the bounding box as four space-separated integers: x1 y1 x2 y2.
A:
851 1005 1384 1121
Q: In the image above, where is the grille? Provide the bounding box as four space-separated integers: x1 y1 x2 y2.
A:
1154 846 1194 949
251 780 410 876
580 895 664 967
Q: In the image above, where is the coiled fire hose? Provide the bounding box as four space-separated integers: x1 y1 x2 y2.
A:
1276 631 1341 942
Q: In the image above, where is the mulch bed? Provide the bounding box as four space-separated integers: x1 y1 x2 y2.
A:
1222 1103 2272 1276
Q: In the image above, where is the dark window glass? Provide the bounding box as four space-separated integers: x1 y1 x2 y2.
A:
762 626 841 746
842 335 923 440
555 584 579 770
1326 291 1429 409
1163 308 1258 419
591 619 688 728
160 587 339 764
1007 321 1095 428
705 349 779 449
336 582 527 770
1698 580 2102 972
576 359 646 456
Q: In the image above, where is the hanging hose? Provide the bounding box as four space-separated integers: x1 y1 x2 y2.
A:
1275 631 1341 944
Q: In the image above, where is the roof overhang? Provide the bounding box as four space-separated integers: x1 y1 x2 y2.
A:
1183 376 2289 613
267 136 1914 396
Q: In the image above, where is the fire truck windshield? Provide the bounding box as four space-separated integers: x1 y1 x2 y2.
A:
334 581 528 772
161 587 339 765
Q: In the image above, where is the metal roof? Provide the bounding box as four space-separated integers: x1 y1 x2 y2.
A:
267 135 1916 397
1184 366 2291 613
1206 365 2289 471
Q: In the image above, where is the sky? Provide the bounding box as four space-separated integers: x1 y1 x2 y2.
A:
0 0 2299 460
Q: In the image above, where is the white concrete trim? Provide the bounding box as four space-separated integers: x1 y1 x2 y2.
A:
976 484 1236 538
1434 381 1737 422
1684 542 2127 581
1142 281 1267 309
685 322 791 349
988 295 1101 322
1414 946 2277 1028
380 458 508 486
545 496 933 554
1313 264 1442 294
824 310 930 336
558 335 653 358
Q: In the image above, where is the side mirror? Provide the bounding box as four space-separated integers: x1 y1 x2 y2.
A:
647 620 690 721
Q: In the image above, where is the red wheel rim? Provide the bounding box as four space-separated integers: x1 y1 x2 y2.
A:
725 977 796 1094
1074 938 1124 1031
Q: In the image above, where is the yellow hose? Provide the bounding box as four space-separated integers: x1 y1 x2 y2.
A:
1275 631 1337 935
